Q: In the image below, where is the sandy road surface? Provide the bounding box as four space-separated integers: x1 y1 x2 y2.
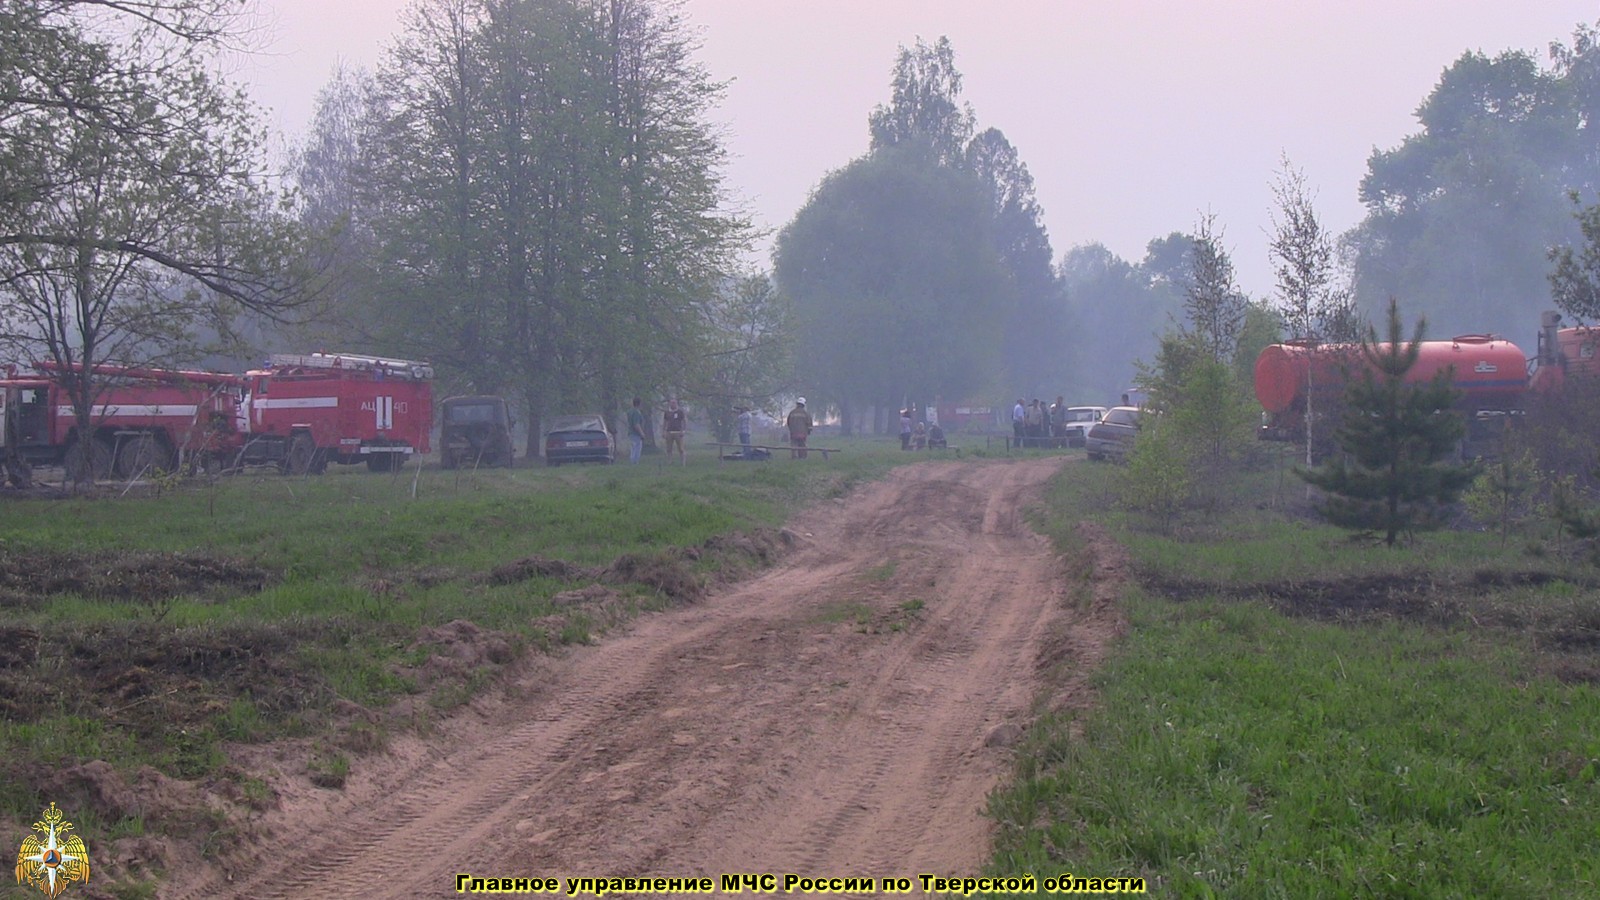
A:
168 457 1121 899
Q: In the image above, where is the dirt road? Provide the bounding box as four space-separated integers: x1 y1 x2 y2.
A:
168 457 1120 898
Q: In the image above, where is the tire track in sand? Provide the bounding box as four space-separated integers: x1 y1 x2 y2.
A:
166 457 1111 899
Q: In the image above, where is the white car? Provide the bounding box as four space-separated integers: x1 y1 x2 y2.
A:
1057 405 1108 448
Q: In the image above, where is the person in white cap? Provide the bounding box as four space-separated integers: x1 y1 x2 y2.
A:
786 397 813 459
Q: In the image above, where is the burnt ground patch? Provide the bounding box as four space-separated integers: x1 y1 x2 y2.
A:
0 619 340 731
1142 569 1577 624
0 548 275 610
1141 567 1600 680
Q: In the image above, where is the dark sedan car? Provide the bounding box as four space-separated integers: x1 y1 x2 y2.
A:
1084 406 1141 461
544 414 615 466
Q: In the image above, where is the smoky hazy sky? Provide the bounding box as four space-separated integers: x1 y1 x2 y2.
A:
236 0 1598 300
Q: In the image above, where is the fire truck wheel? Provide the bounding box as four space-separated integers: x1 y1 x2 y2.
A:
63 436 114 481
117 435 174 479
285 434 318 476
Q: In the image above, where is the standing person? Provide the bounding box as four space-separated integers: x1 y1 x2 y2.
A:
736 406 753 459
787 397 813 459
900 408 913 451
662 399 687 466
626 397 646 464
1053 395 1068 443
1012 398 1026 448
1040 400 1053 448
1025 399 1043 447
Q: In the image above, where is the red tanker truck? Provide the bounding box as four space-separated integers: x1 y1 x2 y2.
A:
1253 334 1529 455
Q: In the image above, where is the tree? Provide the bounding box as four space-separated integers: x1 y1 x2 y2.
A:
1182 213 1247 364
967 127 1066 399
691 272 793 441
332 0 746 447
1346 29 1600 342
1136 329 1260 503
1298 299 1478 546
1058 241 1184 403
867 36 974 167
1547 192 1600 321
775 148 1007 431
290 63 385 351
0 0 315 482
1269 158 1360 469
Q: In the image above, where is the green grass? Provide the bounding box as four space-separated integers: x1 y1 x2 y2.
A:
0 437 908 843
990 457 1600 895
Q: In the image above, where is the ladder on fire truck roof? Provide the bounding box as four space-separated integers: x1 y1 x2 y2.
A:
267 352 434 380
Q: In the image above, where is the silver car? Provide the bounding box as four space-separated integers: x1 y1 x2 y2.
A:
1084 406 1140 461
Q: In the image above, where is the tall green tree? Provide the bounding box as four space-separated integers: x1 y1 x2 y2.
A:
867 36 974 167
691 272 793 441
1269 158 1360 468
1346 25 1600 342
0 0 314 482
1547 192 1600 321
775 148 1007 431
781 36 1059 429
319 0 746 446
967 127 1066 399
1182 213 1247 364
1298 299 1478 546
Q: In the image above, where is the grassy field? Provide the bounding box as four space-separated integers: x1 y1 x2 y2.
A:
18 432 1597 898
0 435 936 896
995 457 1600 896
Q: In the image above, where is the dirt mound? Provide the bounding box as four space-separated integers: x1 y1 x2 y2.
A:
409 619 517 683
482 527 791 605
480 555 588 584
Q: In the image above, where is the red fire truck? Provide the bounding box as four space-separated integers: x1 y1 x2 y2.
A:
231 352 434 474
0 363 240 484
0 351 434 483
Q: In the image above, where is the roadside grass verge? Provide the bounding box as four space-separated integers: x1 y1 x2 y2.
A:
993 459 1600 895
0 438 905 853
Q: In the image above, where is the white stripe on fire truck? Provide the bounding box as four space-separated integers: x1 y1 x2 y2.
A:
56 405 199 417
255 397 339 409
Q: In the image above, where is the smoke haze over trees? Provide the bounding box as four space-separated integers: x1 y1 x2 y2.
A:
777 36 1067 431
10 2 1600 445
1345 22 1600 345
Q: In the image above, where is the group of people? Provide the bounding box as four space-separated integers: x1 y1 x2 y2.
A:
1010 395 1071 448
898 409 947 451
731 399 811 459
624 396 815 464
625 397 689 465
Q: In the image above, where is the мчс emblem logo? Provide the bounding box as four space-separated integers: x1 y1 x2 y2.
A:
14 803 90 898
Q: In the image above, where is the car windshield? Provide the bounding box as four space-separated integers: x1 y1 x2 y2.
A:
1104 408 1139 426
445 402 502 424
1066 408 1102 422
548 415 606 433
